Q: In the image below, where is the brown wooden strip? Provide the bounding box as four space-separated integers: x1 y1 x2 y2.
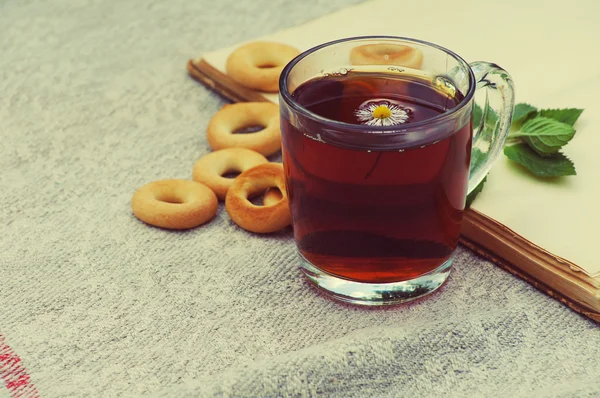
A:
187 59 271 103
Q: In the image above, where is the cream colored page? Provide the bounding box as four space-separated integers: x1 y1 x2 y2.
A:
202 0 600 100
200 0 600 273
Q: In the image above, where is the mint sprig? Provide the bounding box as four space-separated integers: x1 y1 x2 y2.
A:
539 108 584 126
507 105 582 175
511 117 575 156
467 103 583 207
511 103 537 127
504 144 576 177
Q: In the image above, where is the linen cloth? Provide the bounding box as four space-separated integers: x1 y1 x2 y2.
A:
1 0 599 397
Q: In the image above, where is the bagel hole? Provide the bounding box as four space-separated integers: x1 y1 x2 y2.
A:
233 125 265 135
155 193 184 204
249 188 283 206
257 63 277 69
221 169 241 179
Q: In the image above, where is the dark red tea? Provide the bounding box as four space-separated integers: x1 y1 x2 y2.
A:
281 71 472 283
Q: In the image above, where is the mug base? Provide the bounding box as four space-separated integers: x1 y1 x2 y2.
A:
300 253 453 306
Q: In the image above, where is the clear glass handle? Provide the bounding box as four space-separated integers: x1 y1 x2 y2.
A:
468 61 515 193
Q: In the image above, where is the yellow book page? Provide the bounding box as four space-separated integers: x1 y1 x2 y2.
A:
200 0 600 275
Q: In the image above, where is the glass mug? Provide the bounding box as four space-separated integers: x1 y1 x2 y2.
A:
278 36 514 305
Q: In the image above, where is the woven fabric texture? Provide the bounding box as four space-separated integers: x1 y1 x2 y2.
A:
1 0 598 397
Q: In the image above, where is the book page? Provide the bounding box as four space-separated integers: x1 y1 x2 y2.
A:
200 0 600 275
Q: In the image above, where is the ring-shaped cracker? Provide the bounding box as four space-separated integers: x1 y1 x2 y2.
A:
206 102 281 157
225 163 291 233
225 41 300 92
192 148 268 200
131 179 218 230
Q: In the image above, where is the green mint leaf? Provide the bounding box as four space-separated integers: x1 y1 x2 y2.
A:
523 136 556 156
470 148 486 175
539 108 584 126
511 103 537 128
474 102 500 147
466 176 486 209
511 116 575 155
504 144 576 177
484 103 499 126
473 102 498 132
473 103 482 127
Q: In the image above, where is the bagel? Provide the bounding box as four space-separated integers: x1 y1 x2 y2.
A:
207 102 281 157
131 179 218 230
225 163 291 233
225 41 300 92
192 148 269 200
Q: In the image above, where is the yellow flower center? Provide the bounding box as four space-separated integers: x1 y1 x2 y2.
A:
372 105 392 119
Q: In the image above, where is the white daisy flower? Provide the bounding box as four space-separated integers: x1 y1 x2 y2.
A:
354 101 411 126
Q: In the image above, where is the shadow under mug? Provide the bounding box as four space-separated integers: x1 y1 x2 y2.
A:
278 36 515 305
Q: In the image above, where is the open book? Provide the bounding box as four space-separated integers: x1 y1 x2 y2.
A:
186 0 600 321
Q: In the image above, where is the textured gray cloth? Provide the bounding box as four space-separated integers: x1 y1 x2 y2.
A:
1 0 599 397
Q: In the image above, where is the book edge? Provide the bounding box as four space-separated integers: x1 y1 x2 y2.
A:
460 237 600 323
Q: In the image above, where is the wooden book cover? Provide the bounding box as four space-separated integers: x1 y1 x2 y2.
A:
186 0 600 321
